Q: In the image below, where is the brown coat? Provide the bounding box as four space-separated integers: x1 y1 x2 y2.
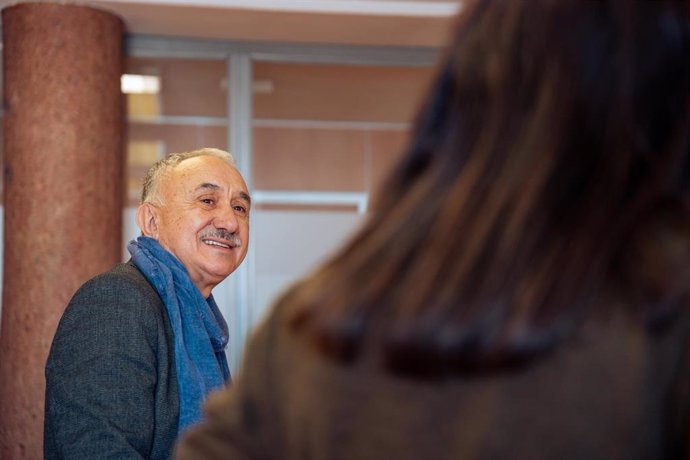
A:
176 301 690 460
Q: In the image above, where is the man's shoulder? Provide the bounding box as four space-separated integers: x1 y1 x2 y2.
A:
77 261 157 299
65 261 165 320
53 261 171 351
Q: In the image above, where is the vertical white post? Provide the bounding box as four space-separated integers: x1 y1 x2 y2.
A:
226 53 255 373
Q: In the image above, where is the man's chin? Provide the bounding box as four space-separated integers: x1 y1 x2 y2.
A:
208 265 238 281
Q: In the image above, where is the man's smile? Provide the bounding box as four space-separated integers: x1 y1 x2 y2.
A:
203 239 232 249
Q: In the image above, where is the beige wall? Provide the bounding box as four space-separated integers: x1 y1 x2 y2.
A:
124 58 435 205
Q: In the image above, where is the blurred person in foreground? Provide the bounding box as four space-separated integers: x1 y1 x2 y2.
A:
45 148 251 459
177 1 690 458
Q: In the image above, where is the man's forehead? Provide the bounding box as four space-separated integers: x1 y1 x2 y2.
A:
162 158 249 198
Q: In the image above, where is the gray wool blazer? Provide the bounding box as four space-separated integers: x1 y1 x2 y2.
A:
45 261 179 460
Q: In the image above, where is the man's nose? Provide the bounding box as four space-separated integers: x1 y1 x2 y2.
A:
213 204 240 232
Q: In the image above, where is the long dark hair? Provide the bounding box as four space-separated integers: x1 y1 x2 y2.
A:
288 0 690 377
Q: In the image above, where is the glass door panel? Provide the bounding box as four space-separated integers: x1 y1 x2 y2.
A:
250 61 434 326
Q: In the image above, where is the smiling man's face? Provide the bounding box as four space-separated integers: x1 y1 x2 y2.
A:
144 155 250 297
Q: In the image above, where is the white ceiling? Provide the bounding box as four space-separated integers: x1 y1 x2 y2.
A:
92 0 461 17
0 0 462 47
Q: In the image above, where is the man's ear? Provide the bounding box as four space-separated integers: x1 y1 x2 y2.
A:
136 203 160 238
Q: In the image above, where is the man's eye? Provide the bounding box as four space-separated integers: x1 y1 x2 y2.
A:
233 205 247 214
201 198 215 205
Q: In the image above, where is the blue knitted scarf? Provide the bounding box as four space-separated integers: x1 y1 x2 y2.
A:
128 236 231 434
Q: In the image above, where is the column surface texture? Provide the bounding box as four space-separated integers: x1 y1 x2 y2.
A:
0 3 124 458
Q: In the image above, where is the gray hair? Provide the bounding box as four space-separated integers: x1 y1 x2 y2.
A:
141 147 236 205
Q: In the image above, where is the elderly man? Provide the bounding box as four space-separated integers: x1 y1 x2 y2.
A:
44 148 250 459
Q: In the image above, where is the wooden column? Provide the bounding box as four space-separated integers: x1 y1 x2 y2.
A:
0 3 125 458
